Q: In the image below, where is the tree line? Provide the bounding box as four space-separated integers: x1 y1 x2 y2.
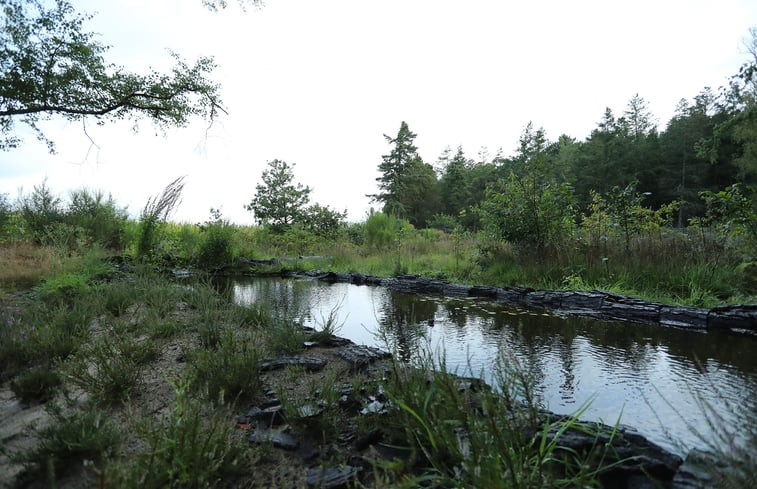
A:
369 33 757 252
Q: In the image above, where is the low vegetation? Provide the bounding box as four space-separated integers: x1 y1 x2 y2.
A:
0 174 755 487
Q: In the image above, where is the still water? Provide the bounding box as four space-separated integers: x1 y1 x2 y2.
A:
222 276 757 456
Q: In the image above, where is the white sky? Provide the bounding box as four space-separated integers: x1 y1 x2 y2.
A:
2 0 756 224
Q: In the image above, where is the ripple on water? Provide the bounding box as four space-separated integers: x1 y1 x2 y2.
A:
227 276 757 457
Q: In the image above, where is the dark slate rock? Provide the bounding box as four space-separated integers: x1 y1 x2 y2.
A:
320 272 353 283
261 356 327 372
354 428 384 450
395 274 418 280
559 291 606 311
523 290 564 309
350 272 367 285
245 404 284 427
660 306 709 330
336 345 391 371
670 449 720 489
442 283 472 297
548 422 682 485
708 304 757 331
298 444 321 461
364 275 384 286
598 292 662 323
315 335 353 347
248 428 299 450
468 285 500 298
306 466 361 489
496 286 532 303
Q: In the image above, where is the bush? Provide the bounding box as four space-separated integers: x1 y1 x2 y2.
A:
0 192 12 241
196 208 234 270
66 188 128 250
18 180 64 245
301 203 347 237
365 211 411 250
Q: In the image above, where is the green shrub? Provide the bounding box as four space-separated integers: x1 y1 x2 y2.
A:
33 272 91 303
196 208 234 270
66 188 128 250
0 192 12 241
365 211 411 249
18 179 64 245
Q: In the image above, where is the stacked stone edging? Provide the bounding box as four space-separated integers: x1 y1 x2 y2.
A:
287 269 757 335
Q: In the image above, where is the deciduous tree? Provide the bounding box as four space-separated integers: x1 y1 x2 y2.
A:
0 0 224 152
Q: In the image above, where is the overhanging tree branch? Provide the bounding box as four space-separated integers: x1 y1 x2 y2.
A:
0 0 227 152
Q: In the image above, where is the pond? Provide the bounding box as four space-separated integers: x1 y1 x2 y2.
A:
219 275 757 457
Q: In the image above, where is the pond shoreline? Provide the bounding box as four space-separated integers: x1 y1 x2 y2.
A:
274 268 757 336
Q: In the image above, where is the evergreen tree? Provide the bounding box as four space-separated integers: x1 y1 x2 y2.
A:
439 146 471 217
369 121 440 226
368 121 420 216
245 159 311 232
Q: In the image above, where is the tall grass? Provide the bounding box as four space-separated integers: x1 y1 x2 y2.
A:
379 351 622 488
107 380 252 489
15 402 123 480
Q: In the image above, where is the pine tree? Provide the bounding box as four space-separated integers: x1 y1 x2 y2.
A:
368 121 420 217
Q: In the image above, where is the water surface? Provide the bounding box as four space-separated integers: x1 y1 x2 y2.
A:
223 276 757 456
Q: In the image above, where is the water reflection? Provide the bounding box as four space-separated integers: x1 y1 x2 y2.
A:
223 276 757 455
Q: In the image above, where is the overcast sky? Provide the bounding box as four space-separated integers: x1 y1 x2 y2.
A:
2 0 757 224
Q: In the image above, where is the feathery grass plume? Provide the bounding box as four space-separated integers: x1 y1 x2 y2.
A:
137 176 186 261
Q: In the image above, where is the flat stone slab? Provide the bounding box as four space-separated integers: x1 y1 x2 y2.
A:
306 466 361 489
260 356 327 372
336 345 391 370
248 428 299 451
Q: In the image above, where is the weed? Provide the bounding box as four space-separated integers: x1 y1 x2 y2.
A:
16 402 122 478
108 380 252 488
379 350 621 488
266 315 307 354
278 368 346 444
96 279 137 317
189 329 263 404
137 176 185 261
232 302 271 328
0 300 93 379
10 365 62 403
66 332 156 404
308 298 345 344
147 314 185 339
